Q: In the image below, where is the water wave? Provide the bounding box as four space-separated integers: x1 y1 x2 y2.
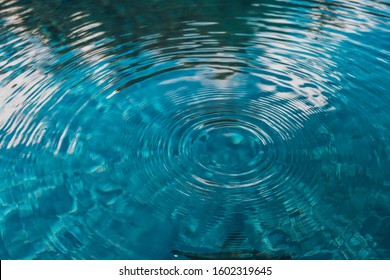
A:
0 0 389 259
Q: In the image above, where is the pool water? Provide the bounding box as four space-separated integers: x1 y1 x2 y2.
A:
0 0 389 259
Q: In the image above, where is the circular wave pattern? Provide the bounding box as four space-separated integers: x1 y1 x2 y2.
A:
124 89 320 195
0 0 389 259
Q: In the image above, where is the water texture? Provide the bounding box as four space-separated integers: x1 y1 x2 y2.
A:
0 0 389 259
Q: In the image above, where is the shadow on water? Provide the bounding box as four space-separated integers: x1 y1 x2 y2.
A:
171 249 292 260
172 224 293 259
3 0 259 45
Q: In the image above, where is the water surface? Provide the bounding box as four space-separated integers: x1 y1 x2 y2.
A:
0 0 390 259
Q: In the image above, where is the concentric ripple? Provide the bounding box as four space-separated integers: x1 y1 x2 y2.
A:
0 0 390 260
125 88 320 194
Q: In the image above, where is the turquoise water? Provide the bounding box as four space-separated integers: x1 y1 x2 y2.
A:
0 0 389 259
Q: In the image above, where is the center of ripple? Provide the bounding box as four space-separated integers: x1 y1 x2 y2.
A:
193 125 264 175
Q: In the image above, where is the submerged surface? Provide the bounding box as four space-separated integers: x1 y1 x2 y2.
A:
0 0 390 259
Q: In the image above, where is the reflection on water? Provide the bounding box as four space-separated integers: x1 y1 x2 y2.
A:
0 0 389 259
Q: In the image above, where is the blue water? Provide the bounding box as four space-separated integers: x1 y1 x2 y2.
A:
0 0 390 260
